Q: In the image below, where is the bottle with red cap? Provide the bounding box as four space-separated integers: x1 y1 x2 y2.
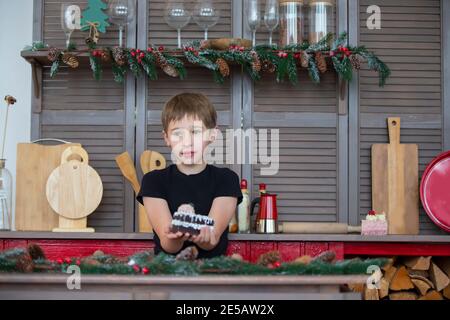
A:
238 179 250 233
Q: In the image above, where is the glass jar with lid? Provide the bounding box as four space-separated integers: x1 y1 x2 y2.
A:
308 0 335 44
278 0 304 47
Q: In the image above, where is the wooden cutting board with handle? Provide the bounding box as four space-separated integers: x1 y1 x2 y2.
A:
371 117 419 235
46 146 103 232
15 140 81 231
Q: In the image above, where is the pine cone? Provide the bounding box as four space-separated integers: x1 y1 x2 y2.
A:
47 47 62 62
257 250 281 266
261 60 275 73
112 47 127 66
250 50 261 73
300 51 309 68
315 52 327 73
176 246 199 261
15 252 34 273
216 58 230 77
62 52 79 68
312 250 336 264
154 51 168 68
350 54 362 70
27 243 46 260
163 64 179 78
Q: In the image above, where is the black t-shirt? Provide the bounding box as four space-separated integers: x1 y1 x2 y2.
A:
136 164 243 259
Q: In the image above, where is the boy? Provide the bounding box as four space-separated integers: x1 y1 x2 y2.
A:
136 93 243 259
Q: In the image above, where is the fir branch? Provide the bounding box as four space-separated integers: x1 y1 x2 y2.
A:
112 63 127 84
127 52 142 78
50 59 60 78
308 32 333 52
164 55 187 80
287 54 298 85
275 56 288 83
308 54 321 84
184 50 218 71
332 56 353 82
141 54 158 80
332 31 348 50
89 55 102 80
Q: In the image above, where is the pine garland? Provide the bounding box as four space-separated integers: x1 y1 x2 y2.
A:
0 245 388 277
28 32 391 87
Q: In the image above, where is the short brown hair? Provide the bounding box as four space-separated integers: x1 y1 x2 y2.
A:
161 93 217 133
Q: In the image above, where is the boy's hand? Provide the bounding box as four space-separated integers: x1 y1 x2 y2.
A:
191 226 218 250
164 225 192 243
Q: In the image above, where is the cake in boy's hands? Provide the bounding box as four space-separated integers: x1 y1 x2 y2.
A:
361 210 387 236
170 203 214 236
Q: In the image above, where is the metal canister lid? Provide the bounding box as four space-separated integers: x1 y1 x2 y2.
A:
309 0 335 6
279 0 304 5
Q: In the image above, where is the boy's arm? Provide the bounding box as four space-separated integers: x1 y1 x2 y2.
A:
194 196 237 251
142 197 187 254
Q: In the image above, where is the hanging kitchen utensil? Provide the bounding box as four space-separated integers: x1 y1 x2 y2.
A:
420 150 450 232
371 117 419 235
46 146 103 232
15 139 82 231
140 150 166 175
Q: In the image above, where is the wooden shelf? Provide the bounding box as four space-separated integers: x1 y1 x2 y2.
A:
2 231 450 243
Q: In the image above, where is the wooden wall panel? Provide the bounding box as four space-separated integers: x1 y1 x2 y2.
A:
358 0 444 234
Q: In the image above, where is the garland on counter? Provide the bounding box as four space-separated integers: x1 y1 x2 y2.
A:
0 244 388 276
25 32 391 87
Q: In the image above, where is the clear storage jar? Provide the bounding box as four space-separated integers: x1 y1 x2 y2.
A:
278 0 304 47
0 159 12 231
308 0 335 44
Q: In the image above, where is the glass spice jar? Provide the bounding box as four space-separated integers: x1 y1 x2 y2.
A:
308 0 335 44
278 0 304 47
0 159 12 231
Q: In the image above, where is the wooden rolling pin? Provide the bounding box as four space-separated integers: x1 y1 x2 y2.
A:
278 222 361 234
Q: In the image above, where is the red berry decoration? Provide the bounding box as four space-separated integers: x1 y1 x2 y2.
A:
64 257 72 264
158 46 164 52
142 267 150 275
56 258 64 265
140 52 145 58
133 264 140 273
137 58 142 64
273 261 281 268
136 49 141 53
368 210 376 215
147 47 153 52
131 51 136 57
76 259 81 266
294 52 301 59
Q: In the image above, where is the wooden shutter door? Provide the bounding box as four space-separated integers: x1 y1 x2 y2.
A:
34 0 136 232
358 0 445 234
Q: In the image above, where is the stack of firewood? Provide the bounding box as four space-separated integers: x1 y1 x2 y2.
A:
350 256 450 300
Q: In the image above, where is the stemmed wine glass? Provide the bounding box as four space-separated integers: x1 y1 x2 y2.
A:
108 0 136 47
192 0 220 40
246 0 261 47
61 4 80 48
164 2 192 48
264 0 279 46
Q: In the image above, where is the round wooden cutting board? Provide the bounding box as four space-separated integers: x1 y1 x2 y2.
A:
46 147 103 220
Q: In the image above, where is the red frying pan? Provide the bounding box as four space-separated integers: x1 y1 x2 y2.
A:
420 150 450 232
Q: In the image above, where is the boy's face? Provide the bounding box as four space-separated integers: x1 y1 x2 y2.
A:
163 115 217 165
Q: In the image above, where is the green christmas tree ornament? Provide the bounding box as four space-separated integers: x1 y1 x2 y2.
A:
81 0 110 33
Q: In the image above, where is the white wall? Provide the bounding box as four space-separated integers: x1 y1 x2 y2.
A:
0 0 34 229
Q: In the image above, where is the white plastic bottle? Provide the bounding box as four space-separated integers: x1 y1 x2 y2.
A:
238 179 250 233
